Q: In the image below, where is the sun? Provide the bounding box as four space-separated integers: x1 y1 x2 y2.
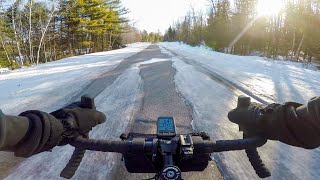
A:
256 0 285 16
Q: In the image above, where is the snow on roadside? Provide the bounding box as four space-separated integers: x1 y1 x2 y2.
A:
0 43 150 115
160 42 320 104
171 57 320 180
0 68 9 74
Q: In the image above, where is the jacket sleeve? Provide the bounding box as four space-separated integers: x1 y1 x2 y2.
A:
293 96 320 149
272 96 320 149
0 110 30 151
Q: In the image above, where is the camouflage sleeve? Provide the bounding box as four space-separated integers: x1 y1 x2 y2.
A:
0 110 30 151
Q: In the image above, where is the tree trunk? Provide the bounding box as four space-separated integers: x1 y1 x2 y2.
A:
101 34 104 51
109 31 113 50
36 8 55 64
44 41 48 63
291 31 296 59
11 0 24 66
111 34 120 49
295 34 305 61
53 40 57 61
28 0 34 63
0 36 12 65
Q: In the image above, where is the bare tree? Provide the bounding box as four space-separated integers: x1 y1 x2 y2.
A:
36 1 58 64
11 0 24 65
28 0 34 63
208 0 218 17
295 34 305 61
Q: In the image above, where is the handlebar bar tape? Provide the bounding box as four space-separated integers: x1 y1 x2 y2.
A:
212 138 267 152
69 137 145 153
188 136 267 154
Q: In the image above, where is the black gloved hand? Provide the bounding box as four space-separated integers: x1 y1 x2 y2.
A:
228 96 306 147
14 95 106 157
228 96 268 137
51 95 106 145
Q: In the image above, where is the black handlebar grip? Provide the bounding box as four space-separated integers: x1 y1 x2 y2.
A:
60 148 86 179
245 148 271 178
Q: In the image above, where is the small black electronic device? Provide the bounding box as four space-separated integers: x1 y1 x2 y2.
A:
157 117 176 139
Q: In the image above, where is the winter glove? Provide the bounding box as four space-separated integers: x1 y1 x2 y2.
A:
14 110 64 157
11 95 106 157
227 96 269 137
228 97 310 148
51 95 106 145
287 96 320 149
227 95 320 149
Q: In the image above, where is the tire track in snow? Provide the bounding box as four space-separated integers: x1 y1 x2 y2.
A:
68 45 171 103
160 46 272 105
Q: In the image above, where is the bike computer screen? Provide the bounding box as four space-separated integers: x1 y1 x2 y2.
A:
157 117 176 138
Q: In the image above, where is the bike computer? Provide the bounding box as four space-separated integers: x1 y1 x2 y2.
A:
157 117 176 139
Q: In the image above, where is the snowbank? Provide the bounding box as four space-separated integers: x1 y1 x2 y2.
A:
159 42 320 104
0 68 9 74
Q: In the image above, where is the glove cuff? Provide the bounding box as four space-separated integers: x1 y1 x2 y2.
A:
15 111 63 157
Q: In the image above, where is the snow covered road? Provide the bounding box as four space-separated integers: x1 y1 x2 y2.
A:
1 42 319 180
3 45 222 180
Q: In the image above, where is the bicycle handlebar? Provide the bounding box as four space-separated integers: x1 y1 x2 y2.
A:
69 136 266 154
61 135 270 179
70 137 130 153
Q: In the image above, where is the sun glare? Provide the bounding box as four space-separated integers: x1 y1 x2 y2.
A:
256 0 285 16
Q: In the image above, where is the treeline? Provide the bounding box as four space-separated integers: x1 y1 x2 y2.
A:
0 0 128 69
122 27 162 44
164 0 320 62
140 30 162 42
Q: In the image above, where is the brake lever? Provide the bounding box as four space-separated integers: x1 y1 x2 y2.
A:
242 133 270 178
60 134 88 179
60 96 94 179
234 96 271 178
245 147 271 178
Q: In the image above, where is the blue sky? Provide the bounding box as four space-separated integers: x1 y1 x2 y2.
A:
121 0 209 34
